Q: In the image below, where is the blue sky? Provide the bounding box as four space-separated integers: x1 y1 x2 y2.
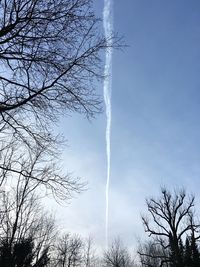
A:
51 0 200 250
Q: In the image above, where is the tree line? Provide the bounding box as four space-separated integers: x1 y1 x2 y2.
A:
1 182 200 267
0 174 134 267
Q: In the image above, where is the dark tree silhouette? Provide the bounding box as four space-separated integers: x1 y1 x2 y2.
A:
183 231 200 267
138 241 170 267
139 188 200 267
0 0 120 201
0 237 49 267
0 0 117 145
184 237 192 267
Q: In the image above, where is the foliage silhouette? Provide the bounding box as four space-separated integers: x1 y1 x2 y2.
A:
0 237 49 267
139 188 200 267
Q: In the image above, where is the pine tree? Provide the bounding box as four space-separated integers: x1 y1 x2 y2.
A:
0 238 49 267
178 239 184 266
168 233 183 267
184 237 192 267
13 238 34 267
0 240 13 267
190 232 200 267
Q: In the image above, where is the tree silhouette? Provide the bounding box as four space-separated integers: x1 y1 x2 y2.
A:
138 240 170 267
184 237 192 267
183 231 200 267
139 188 200 267
104 239 134 267
0 237 49 267
0 0 118 145
0 178 56 266
55 233 84 267
0 0 120 201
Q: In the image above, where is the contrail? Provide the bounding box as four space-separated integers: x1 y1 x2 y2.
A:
103 0 113 249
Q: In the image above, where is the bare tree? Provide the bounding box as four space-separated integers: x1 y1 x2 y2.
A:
0 177 57 266
0 0 120 200
83 237 93 267
104 239 134 267
0 142 84 202
0 0 119 148
54 233 84 267
83 236 100 267
139 188 200 267
138 241 170 267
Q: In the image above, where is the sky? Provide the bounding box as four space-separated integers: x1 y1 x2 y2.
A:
49 0 200 251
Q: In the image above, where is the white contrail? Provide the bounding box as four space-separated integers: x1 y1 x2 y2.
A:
103 0 113 249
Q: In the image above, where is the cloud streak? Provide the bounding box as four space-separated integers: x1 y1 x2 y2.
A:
103 0 113 249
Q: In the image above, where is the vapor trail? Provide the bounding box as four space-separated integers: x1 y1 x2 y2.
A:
103 0 113 249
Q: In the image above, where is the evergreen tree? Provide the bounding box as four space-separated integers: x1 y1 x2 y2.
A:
0 238 49 267
0 240 13 267
178 239 184 266
13 238 34 267
184 237 192 267
168 233 183 267
190 232 200 267
34 248 50 267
